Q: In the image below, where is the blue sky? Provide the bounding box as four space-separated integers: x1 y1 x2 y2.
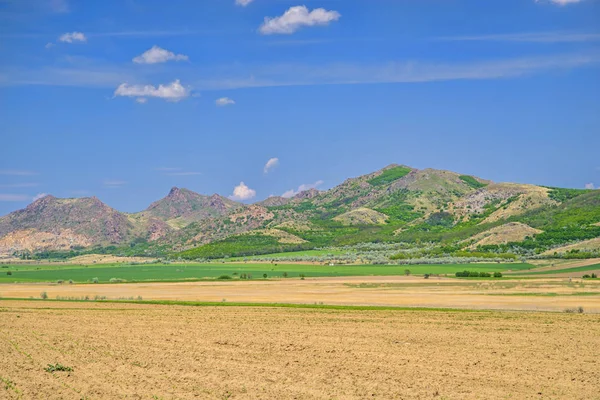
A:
1 0 599 215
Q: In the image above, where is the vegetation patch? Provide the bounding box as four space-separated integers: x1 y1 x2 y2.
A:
367 166 411 186
459 175 487 189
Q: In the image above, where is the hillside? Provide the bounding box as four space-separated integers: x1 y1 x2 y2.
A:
1 165 598 260
139 187 241 228
0 195 134 256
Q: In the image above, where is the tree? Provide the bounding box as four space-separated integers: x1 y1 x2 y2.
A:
404 269 411 276
263 273 268 279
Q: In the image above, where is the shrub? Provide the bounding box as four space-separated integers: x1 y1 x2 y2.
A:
6 271 11 276
92 277 99 284
44 363 73 373
300 274 305 280
479 272 491 278
40 291 48 299
424 274 430 279
282 272 288 278
404 269 411 276
217 275 232 280
493 272 503 278
263 273 268 279
469 271 480 277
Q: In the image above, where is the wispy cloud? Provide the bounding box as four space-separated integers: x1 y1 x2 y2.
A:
58 31 87 43
133 46 189 64
585 183 595 189
114 79 190 102
282 180 324 198
155 167 201 176
215 97 235 106
193 52 600 90
0 183 39 188
0 170 38 176
163 171 202 176
0 194 30 202
49 0 69 13
229 182 256 201
535 0 585 5
32 193 49 201
438 32 600 43
263 158 279 174
260 6 341 35
2 52 599 91
235 0 254 6
103 180 127 188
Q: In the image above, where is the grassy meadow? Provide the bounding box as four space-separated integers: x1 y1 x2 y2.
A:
0 262 532 284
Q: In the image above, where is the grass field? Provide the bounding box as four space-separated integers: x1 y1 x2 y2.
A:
515 263 600 276
1 300 598 399
0 262 532 283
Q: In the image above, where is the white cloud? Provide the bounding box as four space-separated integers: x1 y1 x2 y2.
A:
49 0 70 13
215 97 235 106
536 0 584 5
229 182 256 201
114 79 190 102
103 180 127 188
135 97 147 104
259 6 341 35
58 32 87 43
281 180 324 198
133 46 189 64
235 0 254 6
585 183 595 189
0 194 30 202
45 42 55 49
263 157 279 173
32 193 49 201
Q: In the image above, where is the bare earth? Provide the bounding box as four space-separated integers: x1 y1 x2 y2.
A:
0 300 598 399
2 276 600 312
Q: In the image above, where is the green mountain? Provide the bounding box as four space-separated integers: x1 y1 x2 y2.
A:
1 165 598 260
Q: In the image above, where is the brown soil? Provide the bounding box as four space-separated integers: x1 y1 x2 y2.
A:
2 277 600 312
0 300 598 399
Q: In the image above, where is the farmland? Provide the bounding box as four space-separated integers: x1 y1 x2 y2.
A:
0 262 532 284
0 300 599 399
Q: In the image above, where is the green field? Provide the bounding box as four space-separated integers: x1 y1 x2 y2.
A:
514 263 600 276
0 262 532 284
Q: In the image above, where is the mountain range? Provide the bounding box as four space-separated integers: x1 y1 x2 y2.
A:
1 164 598 259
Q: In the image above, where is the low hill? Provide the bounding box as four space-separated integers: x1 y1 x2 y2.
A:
139 187 241 227
466 222 543 249
1 166 598 260
333 208 389 225
0 195 134 255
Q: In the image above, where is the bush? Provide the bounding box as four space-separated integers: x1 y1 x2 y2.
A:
424 274 430 279
92 277 99 284
493 272 503 278
44 363 73 373
263 273 268 279
282 272 288 278
404 269 411 276
40 291 48 299
479 272 491 278
217 275 232 280
6 271 12 276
